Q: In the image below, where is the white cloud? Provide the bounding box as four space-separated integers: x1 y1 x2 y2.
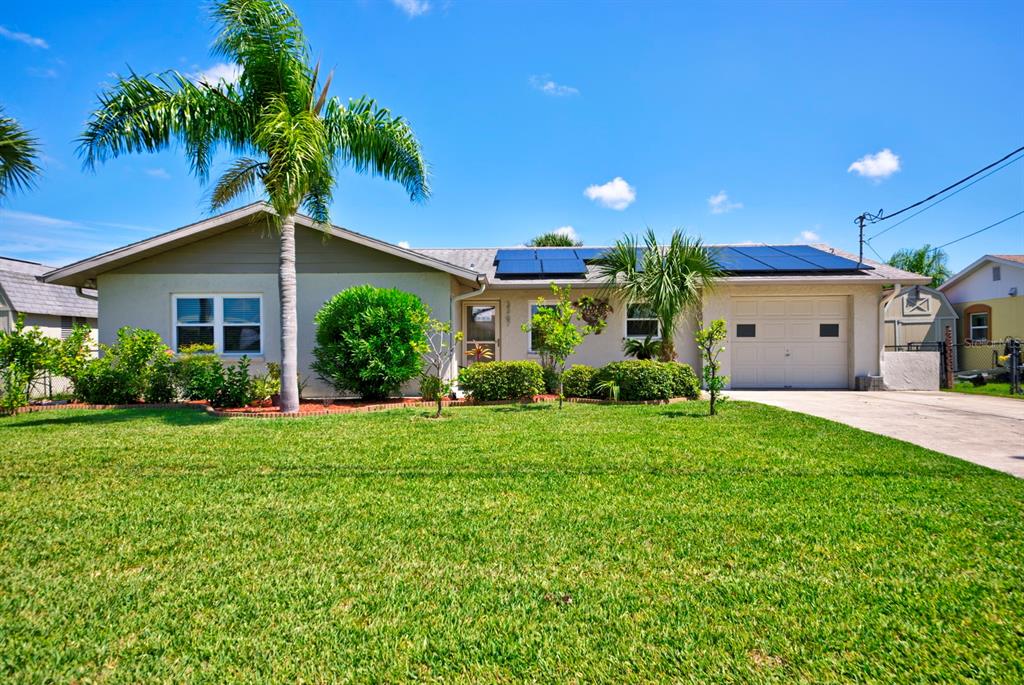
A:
584 177 635 210
392 0 431 17
795 229 820 243
0 209 79 228
553 226 579 243
707 190 742 214
397 240 411 249
0 210 156 265
27 66 58 79
191 63 242 86
145 168 171 180
847 148 901 180
529 75 580 97
0 26 49 49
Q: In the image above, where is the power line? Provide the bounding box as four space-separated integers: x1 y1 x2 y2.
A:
867 153 1024 241
930 210 1024 252
861 145 1024 226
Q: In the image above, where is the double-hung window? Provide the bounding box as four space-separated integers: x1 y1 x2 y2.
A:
174 295 262 354
969 312 989 342
625 303 660 339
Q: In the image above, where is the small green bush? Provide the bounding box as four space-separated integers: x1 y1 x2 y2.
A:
211 357 254 408
562 364 595 398
419 375 443 402
173 344 223 400
457 361 544 402
541 365 559 394
591 360 672 401
73 328 170 405
663 362 700 399
146 353 177 403
312 285 429 400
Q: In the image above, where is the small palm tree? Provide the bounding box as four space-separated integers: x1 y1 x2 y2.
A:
593 228 720 361
528 232 581 247
0 108 41 199
887 245 951 288
78 0 428 412
622 334 659 360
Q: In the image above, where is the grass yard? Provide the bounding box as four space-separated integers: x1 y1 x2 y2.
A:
945 380 1024 400
2 401 1023 682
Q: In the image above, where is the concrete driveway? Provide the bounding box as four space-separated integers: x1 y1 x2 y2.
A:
728 390 1024 478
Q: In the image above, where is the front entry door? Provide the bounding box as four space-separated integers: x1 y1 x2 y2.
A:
464 302 500 364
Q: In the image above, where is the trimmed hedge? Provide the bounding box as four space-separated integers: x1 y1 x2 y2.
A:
664 362 701 400
590 360 673 401
458 361 544 401
562 364 596 398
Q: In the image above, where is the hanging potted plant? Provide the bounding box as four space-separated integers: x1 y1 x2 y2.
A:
573 297 612 333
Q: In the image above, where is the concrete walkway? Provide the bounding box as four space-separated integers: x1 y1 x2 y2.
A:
728 390 1024 478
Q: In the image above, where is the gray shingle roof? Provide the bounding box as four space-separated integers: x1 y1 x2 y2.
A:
411 243 927 287
0 257 98 319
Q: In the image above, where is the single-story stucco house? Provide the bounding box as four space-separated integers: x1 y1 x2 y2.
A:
939 254 1024 371
43 203 931 396
1 256 98 338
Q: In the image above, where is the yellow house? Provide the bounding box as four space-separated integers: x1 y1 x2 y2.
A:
939 255 1024 371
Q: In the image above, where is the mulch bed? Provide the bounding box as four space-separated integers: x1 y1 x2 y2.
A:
13 394 688 419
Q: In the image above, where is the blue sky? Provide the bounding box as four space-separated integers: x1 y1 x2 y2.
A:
1 0 1021 270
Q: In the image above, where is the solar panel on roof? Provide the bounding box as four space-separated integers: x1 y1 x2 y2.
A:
494 248 536 262
733 246 821 271
494 259 543 275
540 258 586 274
773 245 872 271
710 247 773 272
534 248 579 259
575 248 607 261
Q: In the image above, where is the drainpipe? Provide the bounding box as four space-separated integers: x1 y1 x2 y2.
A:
450 276 488 384
879 284 901 380
75 287 98 301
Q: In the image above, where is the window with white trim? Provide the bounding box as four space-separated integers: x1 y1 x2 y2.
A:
625 303 660 339
969 312 989 341
528 303 558 353
173 295 262 354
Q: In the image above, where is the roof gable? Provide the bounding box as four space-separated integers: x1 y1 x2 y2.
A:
940 254 1024 292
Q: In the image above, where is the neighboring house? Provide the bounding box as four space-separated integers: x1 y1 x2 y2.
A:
939 254 1024 371
43 203 929 395
882 285 958 348
0 256 98 338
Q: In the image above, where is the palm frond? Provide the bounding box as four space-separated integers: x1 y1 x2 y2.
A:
77 71 251 181
211 0 311 112
0 108 41 198
323 96 430 202
209 157 266 210
254 94 331 218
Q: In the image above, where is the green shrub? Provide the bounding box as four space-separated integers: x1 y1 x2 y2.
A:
419 375 443 402
73 328 170 404
663 362 700 399
562 365 595 398
0 316 56 413
541 365 559 394
250 370 281 404
591 360 672 401
312 285 429 400
211 357 254 408
457 361 544 402
173 344 224 400
146 353 177 403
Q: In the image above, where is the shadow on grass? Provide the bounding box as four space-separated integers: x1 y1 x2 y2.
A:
3 407 220 428
486 404 555 413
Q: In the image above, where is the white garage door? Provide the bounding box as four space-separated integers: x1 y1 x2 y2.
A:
731 296 849 389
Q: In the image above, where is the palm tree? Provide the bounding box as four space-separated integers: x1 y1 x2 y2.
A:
0 108 41 199
78 0 428 412
593 229 720 361
887 245 951 288
528 231 581 247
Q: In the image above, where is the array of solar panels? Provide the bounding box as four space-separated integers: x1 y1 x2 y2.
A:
492 245 871 278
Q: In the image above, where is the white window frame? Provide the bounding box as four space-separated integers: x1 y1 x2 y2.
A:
172 294 263 356
993 265 1001 281
969 312 989 341
625 303 661 340
527 302 560 354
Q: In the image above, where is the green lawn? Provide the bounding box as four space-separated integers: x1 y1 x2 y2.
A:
2 402 1022 682
945 380 1024 400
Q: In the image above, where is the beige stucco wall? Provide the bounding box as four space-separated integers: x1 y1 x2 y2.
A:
952 295 1024 371
457 288 701 371
701 282 884 389
97 222 455 398
20 312 97 341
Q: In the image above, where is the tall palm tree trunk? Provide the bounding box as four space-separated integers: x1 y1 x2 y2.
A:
279 216 300 412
